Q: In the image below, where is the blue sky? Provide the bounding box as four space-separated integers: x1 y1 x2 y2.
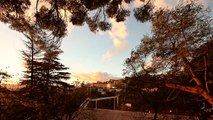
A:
60 16 151 83
0 0 212 84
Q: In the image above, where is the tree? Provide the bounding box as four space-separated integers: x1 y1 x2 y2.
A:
19 28 72 119
21 34 42 92
39 41 70 103
124 74 169 120
0 0 155 37
21 28 70 102
124 1 213 105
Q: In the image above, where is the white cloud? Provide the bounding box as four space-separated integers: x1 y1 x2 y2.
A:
72 72 120 83
102 19 128 60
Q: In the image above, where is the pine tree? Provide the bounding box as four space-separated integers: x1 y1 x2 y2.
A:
40 41 70 103
21 34 43 98
21 34 70 102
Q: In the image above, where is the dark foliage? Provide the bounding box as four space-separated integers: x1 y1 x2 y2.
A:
0 0 153 38
0 87 88 120
134 1 154 22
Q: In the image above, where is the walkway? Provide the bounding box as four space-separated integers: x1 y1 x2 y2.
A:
73 109 196 120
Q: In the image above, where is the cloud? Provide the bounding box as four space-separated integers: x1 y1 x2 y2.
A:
133 0 178 9
154 0 179 9
102 51 113 60
133 0 208 9
108 19 128 39
122 1 130 9
133 0 144 8
72 72 120 83
102 19 128 60
154 0 208 9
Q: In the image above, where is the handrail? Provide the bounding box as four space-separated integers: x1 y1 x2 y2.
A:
79 97 90 108
71 97 90 119
90 96 118 101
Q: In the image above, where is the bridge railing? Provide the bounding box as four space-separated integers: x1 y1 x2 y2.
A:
90 96 119 109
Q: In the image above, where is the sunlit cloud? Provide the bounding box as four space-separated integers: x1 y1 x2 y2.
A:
122 1 130 9
133 0 208 9
113 39 126 48
154 0 208 9
108 19 128 40
102 51 113 60
133 0 144 8
72 72 120 83
154 0 179 9
102 19 128 60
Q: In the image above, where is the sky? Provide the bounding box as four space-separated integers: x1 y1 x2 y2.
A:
0 0 212 84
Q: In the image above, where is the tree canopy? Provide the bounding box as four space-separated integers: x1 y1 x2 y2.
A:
123 1 213 105
21 29 70 102
0 0 154 38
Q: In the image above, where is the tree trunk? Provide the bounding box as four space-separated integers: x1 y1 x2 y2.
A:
165 83 213 105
